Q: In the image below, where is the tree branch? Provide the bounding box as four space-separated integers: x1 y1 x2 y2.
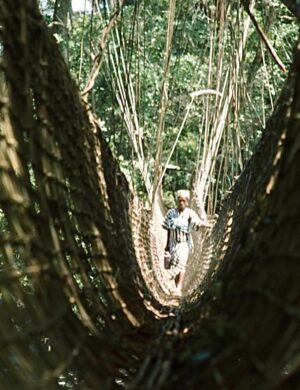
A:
81 1 124 97
242 1 287 73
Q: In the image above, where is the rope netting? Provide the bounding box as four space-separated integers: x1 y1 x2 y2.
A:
0 2 163 388
1 1 300 389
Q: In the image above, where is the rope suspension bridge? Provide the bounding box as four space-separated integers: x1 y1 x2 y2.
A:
1 1 300 389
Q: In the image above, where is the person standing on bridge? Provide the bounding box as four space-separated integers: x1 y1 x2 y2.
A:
163 190 210 296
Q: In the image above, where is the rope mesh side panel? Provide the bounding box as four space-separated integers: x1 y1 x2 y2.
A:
0 2 164 388
184 60 296 299
165 43 300 389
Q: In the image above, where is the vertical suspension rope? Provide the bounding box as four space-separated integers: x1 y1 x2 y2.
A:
151 0 177 206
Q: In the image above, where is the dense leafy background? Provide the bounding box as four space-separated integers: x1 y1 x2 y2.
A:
39 0 298 209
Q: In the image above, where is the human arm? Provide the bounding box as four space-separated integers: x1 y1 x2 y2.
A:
162 208 175 231
165 229 171 252
162 209 173 254
189 209 212 230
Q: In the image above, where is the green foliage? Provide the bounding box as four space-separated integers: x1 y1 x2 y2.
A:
40 0 299 208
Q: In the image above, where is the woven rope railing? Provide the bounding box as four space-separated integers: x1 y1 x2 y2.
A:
165 44 300 389
0 2 169 388
1 1 300 389
184 56 296 301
